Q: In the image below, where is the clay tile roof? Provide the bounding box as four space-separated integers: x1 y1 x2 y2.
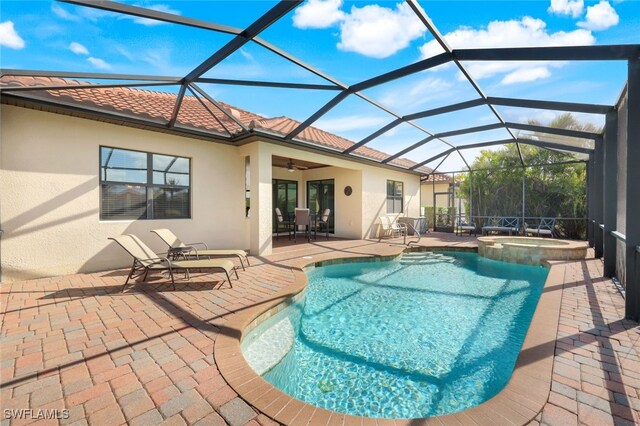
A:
1 75 431 173
422 173 452 183
0 76 262 135
251 116 432 172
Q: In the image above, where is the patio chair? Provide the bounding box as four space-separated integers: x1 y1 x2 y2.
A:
274 208 292 241
151 228 249 271
482 217 520 235
109 234 238 292
500 217 520 235
455 216 477 236
378 215 407 241
526 217 556 238
482 217 501 235
314 208 331 240
293 208 312 243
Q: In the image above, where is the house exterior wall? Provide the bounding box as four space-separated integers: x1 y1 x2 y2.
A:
1 105 246 281
272 166 363 239
361 167 421 238
296 166 363 240
267 144 420 240
1 105 422 281
242 143 273 256
420 182 451 208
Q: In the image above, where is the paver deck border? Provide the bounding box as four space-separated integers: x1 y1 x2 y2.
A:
214 246 565 425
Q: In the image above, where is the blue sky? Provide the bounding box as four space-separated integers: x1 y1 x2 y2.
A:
1 0 638 172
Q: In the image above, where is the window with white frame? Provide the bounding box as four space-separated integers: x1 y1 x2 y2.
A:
386 180 403 214
100 146 191 220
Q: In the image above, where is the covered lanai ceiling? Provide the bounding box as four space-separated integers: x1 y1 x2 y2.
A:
1 0 637 175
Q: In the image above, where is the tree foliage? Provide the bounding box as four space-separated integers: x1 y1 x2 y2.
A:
457 114 596 239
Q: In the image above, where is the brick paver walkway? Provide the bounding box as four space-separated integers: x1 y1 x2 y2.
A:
534 256 640 426
1 236 638 425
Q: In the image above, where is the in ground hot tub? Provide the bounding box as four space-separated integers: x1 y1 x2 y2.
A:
477 236 587 265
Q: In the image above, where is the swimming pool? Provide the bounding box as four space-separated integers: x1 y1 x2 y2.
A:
242 251 548 419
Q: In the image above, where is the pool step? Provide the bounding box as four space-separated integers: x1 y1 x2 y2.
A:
242 317 294 375
399 252 453 265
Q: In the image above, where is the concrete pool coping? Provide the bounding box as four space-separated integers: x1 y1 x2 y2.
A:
214 246 565 425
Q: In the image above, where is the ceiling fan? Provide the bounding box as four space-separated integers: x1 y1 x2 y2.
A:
286 159 308 172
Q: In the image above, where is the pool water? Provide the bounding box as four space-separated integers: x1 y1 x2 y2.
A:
247 251 548 419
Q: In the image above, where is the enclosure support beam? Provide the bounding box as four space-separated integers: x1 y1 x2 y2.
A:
521 170 526 237
506 122 601 141
603 111 618 279
470 171 474 221
593 140 604 258
432 175 436 232
587 155 594 248
625 57 640 322
454 44 640 61
487 97 613 115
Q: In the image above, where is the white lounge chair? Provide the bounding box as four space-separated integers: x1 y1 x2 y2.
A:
109 234 237 292
151 229 249 271
379 215 407 240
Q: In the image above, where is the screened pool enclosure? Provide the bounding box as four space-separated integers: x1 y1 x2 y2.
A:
1 0 638 319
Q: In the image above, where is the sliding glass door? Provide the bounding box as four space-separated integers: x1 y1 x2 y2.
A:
272 179 298 232
307 179 335 233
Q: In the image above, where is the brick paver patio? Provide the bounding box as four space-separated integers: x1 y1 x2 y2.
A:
1 235 638 425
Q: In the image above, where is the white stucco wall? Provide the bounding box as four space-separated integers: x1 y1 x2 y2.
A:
1 105 246 281
239 143 273 256
271 166 363 239
361 167 421 238
421 182 452 208
1 105 422 281
294 166 363 239
266 145 420 240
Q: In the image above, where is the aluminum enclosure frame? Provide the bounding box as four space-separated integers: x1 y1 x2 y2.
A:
1 0 638 319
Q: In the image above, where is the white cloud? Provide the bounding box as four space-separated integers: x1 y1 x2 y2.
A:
292 1 426 58
239 48 255 62
503 109 562 129
501 67 551 85
379 77 453 110
51 4 82 22
87 57 111 70
578 1 619 31
0 21 25 49
293 0 345 29
338 3 425 58
548 0 584 18
114 44 135 61
135 47 191 75
420 17 593 57
419 17 595 85
315 114 388 133
407 77 452 99
69 41 89 55
130 4 181 26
